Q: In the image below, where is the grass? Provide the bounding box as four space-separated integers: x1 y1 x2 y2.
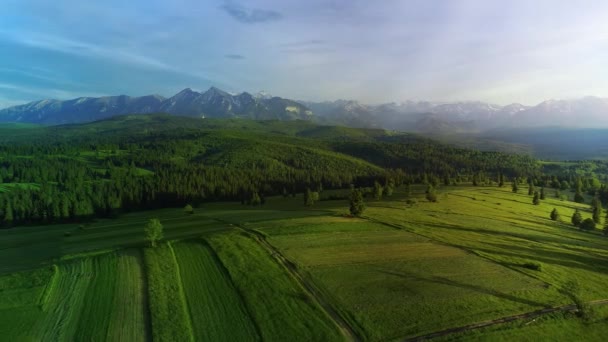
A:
0 208 226 274
173 240 259 341
0 183 607 340
256 217 558 340
208 230 344 341
437 307 608 341
106 250 149 341
143 243 193 342
33 258 94 341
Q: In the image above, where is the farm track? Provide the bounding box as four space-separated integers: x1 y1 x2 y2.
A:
403 299 608 341
207 216 360 342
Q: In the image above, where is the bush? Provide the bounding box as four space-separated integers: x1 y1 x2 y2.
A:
579 218 596 231
184 204 194 214
521 262 542 271
550 208 560 221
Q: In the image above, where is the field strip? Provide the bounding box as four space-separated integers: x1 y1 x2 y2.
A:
361 215 555 285
403 299 608 341
167 242 196 340
143 243 194 342
207 216 360 342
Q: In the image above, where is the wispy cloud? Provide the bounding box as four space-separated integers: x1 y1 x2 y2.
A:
0 82 107 100
224 54 245 59
220 1 282 24
6 30 175 71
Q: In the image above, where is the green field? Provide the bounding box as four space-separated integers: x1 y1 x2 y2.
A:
0 184 607 340
173 240 258 341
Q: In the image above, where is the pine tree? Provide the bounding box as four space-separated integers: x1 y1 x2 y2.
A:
540 187 546 200
604 212 608 236
528 181 535 196
574 191 585 203
349 189 365 216
498 172 505 187
533 191 540 205
593 204 602 224
571 210 583 227
512 179 519 193
550 208 560 221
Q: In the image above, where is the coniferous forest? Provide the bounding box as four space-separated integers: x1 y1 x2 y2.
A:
1 114 606 227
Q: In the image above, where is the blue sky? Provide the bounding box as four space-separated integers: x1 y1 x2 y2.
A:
1 0 608 108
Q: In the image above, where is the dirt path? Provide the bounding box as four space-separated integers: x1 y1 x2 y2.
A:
207 216 361 342
403 299 608 341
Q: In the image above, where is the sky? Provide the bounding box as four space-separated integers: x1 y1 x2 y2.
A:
2 0 608 108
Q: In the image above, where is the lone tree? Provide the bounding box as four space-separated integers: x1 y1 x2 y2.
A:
579 218 596 231
349 189 366 216
184 204 194 214
512 179 519 193
144 218 164 248
550 208 560 221
574 191 585 204
498 172 505 187
532 191 540 205
604 212 608 236
571 210 583 227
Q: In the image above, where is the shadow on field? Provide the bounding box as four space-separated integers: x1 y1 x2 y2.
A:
480 242 608 274
425 222 593 250
377 268 549 308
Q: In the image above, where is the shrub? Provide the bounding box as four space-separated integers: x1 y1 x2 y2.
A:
550 208 560 221
521 262 542 271
405 199 417 207
579 218 596 231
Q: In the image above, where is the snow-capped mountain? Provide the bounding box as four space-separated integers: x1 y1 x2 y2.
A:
0 88 312 124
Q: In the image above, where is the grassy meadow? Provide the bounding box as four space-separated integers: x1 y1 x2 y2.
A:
0 183 607 341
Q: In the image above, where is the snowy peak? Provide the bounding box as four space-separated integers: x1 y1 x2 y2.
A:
0 87 314 124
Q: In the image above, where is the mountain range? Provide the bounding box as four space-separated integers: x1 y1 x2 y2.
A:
305 97 608 132
0 87 312 125
2 87 608 132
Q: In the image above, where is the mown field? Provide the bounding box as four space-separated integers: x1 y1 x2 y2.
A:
0 184 607 341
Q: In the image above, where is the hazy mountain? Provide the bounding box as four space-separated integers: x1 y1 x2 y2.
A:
3 88 608 131
306 97 608 132
0 87 313 124
0 95 165 125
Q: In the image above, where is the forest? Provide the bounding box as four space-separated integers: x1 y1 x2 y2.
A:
0 114 606 227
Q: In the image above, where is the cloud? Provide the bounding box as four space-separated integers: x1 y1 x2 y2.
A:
224 54 245 59
220 1 282 24
0 82 107 100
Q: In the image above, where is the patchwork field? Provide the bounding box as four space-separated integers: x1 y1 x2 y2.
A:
0 184 607 341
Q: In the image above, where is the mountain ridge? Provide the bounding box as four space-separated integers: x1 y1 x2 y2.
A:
2 88 608 131
0 87 312 125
